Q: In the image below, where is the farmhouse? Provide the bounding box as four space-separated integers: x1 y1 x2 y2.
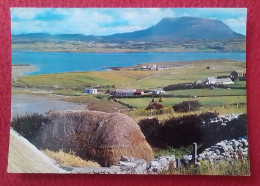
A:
205 77 217 84
205 77 234 85
83 87 98 94
152 89 165 95
113 89 136 96
231 70 246 79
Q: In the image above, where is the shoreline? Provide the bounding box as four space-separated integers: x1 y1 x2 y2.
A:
12 49 247 54
12 64 37 79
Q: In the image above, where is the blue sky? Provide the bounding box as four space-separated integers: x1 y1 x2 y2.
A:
11 8 247 35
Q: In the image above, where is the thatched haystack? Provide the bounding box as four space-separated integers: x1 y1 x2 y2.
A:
32 110 154 167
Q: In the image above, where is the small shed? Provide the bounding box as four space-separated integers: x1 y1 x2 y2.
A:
134 90 144 95
83 88 98 94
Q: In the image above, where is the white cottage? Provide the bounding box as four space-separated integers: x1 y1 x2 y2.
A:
83 88 98 94
152 89 165 95
205 77 233 85
205 77 217 84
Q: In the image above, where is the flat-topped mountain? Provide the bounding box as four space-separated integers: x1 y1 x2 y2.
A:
12 16 245 43
105 17 244 41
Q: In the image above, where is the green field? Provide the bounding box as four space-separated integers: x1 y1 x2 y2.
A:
118 96 246 108
166 88 246 97
15 59 246 91
13 59 246 117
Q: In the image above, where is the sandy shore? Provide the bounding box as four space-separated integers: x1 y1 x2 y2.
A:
12 64 37 79
12 65 88 117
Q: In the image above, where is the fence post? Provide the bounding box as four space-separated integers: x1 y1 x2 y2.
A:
176 158 181 168
192 142 197 165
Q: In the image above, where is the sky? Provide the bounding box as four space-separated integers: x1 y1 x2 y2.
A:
11 8 247 36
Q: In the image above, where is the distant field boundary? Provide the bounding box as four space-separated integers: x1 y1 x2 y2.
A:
112 93 246 99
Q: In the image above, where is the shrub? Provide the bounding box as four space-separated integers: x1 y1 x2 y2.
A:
138 118 163 147
138 112 221 149
162 114 203 147
138 112 248 151
226 113 247 138
172 100 201 113
11 113 43 139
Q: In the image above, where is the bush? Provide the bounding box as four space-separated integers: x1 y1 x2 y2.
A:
11 113 43 139
172 100 201 113
138 112 247 150
138 118 163 147
226 114 247 138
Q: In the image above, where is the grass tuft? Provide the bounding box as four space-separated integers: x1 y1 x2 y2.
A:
164 159 250 175
42 149 100 168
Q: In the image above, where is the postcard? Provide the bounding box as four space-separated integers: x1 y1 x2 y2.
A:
8 8 249 175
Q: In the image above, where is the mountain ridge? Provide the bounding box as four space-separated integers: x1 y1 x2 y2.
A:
12 16 245 43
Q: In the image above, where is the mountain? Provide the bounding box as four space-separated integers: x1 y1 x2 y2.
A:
104 17 245 41
12 17 245 43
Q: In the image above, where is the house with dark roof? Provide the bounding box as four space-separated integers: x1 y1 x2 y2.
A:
231 70 246 79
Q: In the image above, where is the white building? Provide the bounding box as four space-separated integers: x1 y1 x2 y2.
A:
205 77 233 85
83 87 98 94
205 77 217 84
152 89 165 95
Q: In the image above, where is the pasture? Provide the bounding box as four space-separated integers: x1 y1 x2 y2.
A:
13 59 246 117
15 59 246 90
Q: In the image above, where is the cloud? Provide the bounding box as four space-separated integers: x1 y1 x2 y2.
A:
11 8 46 20
223 16 247 35
11 8 246 35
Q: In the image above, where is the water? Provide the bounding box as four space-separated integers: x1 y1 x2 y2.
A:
11 94 86 118
12 51 246 75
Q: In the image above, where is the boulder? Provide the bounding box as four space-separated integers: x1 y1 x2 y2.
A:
118 156 147 174
147 155 176 174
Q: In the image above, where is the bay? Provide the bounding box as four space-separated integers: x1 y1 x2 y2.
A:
12 51 246 75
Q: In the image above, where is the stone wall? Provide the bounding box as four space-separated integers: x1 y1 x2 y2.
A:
180 137 249 167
